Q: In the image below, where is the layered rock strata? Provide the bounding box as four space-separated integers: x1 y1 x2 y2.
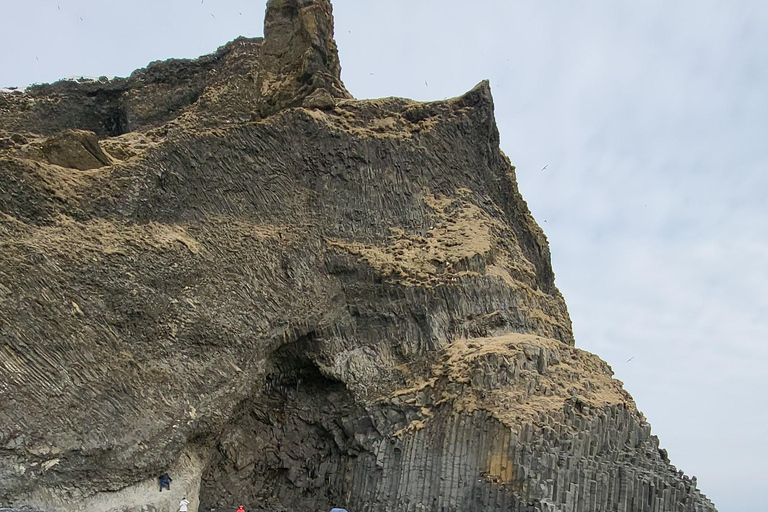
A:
0 1 716 511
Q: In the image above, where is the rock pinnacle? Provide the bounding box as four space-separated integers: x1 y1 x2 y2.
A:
256 0 352 116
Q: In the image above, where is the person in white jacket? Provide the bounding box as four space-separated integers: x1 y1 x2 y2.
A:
179 497 190 512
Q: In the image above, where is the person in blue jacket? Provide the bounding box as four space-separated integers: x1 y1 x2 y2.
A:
158 473 172 491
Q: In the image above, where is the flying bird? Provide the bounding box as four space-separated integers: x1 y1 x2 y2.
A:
541 164 548 171
626 357 635 363
425 80 428 87
210 13 216 18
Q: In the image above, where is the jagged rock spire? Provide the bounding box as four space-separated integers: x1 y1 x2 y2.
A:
256 0 352 116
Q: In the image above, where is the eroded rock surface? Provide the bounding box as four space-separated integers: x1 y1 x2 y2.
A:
0 1 716 511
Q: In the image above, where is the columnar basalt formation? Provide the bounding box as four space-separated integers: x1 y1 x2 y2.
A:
0 1 716 512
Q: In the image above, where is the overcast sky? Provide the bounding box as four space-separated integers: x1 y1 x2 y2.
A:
2 1 766 511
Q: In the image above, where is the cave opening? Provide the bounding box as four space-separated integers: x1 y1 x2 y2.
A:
198 336 378 512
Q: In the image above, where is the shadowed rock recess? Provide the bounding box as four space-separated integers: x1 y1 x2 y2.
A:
0 1 716 512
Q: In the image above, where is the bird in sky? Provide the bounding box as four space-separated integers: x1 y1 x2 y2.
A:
210 13 216 18
626 357 635 363
541 164 548 171
425 80 428 87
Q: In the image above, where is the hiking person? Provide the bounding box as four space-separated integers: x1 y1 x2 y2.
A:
179 497 190 512
158 473 172 491
236 505 245 512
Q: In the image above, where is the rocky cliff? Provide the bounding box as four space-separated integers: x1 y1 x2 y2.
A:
0 1 716 512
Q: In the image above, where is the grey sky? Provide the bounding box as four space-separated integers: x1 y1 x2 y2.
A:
2 1 766 511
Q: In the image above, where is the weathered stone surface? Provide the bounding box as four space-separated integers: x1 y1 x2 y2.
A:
0 2 716 512
255 0 351 117
39 130 114 170
0 37 263 138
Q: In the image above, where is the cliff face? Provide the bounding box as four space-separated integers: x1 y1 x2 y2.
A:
0 1 715 512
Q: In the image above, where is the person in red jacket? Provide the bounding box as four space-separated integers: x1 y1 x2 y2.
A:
236 506 245 512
